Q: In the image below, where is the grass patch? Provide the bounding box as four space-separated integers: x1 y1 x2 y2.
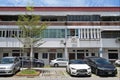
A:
16 69 40 76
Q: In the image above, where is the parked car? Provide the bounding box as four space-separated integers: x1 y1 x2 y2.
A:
66 59 91 77
0 57 20 75
115 59 120 66
84 57 117 76
19 57 44 68
50 58 68 67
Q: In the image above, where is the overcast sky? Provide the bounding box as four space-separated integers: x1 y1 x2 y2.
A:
0 0 120 7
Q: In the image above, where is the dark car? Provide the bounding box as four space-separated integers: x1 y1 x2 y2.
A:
84 57 117 76
19 57 44 68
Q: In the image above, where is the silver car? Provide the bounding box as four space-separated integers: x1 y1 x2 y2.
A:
0 57 20 75
50 58 68 67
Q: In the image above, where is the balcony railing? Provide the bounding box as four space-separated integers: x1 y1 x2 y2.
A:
0 21 120 26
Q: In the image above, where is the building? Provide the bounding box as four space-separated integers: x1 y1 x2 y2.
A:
0 7 120 65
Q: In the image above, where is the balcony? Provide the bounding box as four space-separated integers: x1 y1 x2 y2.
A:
0 21 119 26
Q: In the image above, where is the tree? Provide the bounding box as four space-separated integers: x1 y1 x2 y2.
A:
16 6 47 68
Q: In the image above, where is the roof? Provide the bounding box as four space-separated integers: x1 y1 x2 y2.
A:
0 7 119 12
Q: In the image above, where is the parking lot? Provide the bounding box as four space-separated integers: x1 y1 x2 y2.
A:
0 67 119 80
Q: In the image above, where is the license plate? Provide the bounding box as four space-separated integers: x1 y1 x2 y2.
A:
108 72 112 74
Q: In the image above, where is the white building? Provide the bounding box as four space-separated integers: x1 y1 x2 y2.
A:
0 7 120 65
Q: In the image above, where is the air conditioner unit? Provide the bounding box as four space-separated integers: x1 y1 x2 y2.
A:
115 37 120 43
60 40 64 44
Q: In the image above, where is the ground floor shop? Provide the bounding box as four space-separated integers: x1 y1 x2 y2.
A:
0 48 119 65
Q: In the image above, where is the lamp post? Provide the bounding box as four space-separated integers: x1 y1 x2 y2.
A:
64 17 68 59
99 28 103 57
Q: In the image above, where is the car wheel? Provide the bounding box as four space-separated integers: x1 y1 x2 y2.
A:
87 74 91 77
69 69 72 76
37 64 40 67
54 63 59 67
95 69 99 75
12 69 16 75
66 67 68 73
17 66 20 72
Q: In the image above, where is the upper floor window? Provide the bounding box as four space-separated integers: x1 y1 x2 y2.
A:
67 15 100 21
101 16 120 21
101 31 120 38
42 29 65 38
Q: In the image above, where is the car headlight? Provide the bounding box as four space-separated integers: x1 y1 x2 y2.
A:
71 67 76 70
6 66 13 69
88 68 91 71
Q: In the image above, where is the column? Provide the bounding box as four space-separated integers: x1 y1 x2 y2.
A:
91 29 93 39
78 29 80 39
94 28 96 39
87 28 89 39
84 28 86 39
81 29 83 39
64 27 68 59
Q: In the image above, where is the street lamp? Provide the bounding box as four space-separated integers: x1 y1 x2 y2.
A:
64 16 68 59
99 28 103 57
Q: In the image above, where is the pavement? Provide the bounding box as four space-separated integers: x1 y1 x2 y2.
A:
0 67 119 80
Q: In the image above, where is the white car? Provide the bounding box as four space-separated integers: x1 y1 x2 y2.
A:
115 59 120 66
66 60 91 77
50 58 68 67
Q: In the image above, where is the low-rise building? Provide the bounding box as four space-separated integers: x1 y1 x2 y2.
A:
0 7 120 65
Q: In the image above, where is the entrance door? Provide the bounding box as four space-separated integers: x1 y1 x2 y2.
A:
49 53 56 61
34 53 38 59
69 53 75 60
77 53 84 59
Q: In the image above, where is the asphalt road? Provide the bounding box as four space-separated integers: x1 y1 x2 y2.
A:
0 67 119 80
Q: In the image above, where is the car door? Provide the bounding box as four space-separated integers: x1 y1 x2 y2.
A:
89 60 96 73
14 58 20 71
61 59 68 66
57 59 68 66
56 59 63 66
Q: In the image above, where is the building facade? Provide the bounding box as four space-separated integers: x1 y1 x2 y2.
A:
0 7 120 65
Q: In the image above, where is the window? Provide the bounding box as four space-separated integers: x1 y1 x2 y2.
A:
101 31 120 38
0 31 2 37
3 53 8 57
67 15 100 21
42 29 65 38
91 53 95 56
42 53 48 59
86 53 89 56
67 29 78 37
108 53 118 59
57 53 63 58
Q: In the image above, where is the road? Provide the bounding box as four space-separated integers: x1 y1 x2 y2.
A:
0 67 119 80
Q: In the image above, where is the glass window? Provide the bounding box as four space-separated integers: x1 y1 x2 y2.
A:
42 29 65 38
101 31 120 38
91 53 95 56
67 15 100 21
108 53 118 59
67 29 78 37
3 53 8 57
57 53 63 58
42 53 48 59
86 53 89 56
0 31 2 37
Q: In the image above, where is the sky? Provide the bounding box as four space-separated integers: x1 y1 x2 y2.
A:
0 0 120 7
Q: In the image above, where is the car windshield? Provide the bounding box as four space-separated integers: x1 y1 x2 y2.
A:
69 60 85 64
1 58 14 64
95 58 111 65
